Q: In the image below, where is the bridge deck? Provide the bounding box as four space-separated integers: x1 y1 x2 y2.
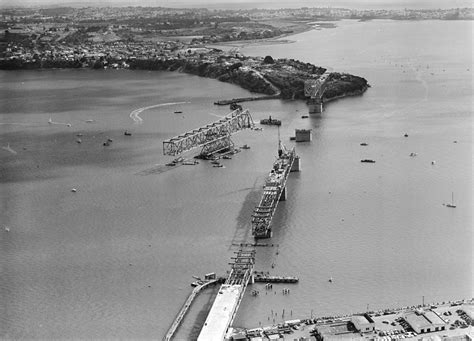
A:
197 284 245 341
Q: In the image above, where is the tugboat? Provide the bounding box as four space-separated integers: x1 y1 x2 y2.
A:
230 102 242 111
260 115 281 126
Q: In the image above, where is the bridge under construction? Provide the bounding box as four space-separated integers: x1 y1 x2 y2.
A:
304 71 331 114
252 141 300 238
162 108 254 158
197 249 255 341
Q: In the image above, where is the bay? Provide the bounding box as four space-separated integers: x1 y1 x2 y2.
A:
0 19 472 339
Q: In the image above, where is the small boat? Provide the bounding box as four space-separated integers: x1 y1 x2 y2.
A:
329 277 333 283
230 102 242 111
260 115 281 126
360 142 368 146
431 160 436 165
404 133 409 137
213 164 224 168
48 117 53 124
183 160 199 165
4 226 10 232
361 159 376 163
76 139 82 144
103 141 110 146
210 160 220 165
124 131 132 136
166 162 177 166
174 111 182 114
71 188 77 192
409 152 417 157
85 119 95 123
107 138 113 143
446 192 456 208
242 144 250 149
301 115 309 119
222 155 232 160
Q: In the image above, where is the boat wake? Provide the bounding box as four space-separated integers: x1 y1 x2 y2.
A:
129 102 189 124
2 143 17 155
208 113 226 119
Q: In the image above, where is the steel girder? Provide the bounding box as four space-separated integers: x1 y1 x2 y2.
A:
252 149 296 238
163 108 254 156
226 249 255 285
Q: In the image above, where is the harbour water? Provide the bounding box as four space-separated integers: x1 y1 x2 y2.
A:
0 20 472 339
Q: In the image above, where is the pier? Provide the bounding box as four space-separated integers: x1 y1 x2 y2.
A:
214 94 281 106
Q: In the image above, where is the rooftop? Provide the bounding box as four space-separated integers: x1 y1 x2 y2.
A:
404 310 446 330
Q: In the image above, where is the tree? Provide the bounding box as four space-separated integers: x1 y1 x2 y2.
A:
263 55 274 64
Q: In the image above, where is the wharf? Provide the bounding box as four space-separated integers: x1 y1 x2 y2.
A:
231 298 474 341
214 94 280 106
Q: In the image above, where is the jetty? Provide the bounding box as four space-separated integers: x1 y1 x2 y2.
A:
214 94 281 106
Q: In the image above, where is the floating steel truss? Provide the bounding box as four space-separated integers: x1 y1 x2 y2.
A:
304 72 331 100
163 108 254 156
199 134 234 158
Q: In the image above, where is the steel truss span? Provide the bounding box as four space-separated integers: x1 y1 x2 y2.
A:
163 108 254 156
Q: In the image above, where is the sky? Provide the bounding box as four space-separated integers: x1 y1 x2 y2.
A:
3 0 473 9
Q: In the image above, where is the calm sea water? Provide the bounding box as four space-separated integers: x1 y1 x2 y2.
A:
1 20 472 339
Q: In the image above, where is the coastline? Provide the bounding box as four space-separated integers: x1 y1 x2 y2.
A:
206 22 317 49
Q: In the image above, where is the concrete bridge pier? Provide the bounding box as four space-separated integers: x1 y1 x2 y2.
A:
291 155 301 172
308 98 323 114
280 186 287 201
